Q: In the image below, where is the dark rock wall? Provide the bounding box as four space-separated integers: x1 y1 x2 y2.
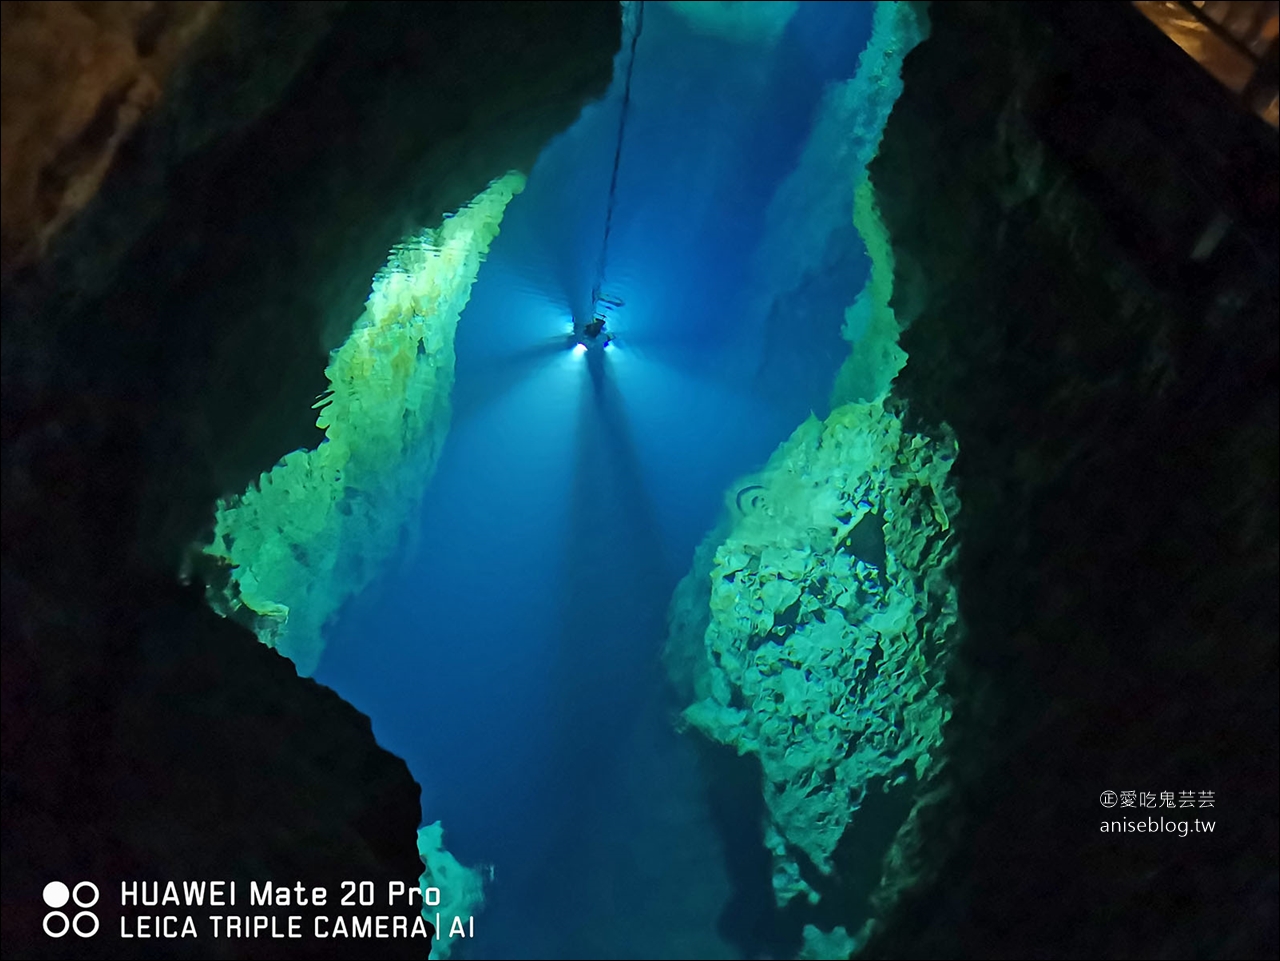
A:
1 3 619 958
0 0 223 273
5 0 622 576
2 577 428 960
860 2 1277 958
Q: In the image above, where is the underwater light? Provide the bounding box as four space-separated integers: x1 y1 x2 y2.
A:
572 343 588 356
570 311 615 352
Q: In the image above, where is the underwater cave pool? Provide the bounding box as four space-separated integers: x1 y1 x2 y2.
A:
205 3 949 958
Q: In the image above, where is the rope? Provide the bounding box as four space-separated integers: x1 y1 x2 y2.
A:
591 0 645 311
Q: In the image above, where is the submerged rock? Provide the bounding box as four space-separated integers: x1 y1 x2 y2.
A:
1 3 621 956
668 399 960 905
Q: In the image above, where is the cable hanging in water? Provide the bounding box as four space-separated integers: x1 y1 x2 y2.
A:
590 0 645 313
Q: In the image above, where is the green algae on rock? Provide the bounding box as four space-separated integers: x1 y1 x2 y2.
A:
202 173 526 675
666 398 959 906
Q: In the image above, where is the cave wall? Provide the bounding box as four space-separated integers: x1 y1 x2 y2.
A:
1 2 620 957
858 2 1278 957
0 0 223 273
5 0 622 576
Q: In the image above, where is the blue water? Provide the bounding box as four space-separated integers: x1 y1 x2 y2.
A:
315 4 874 957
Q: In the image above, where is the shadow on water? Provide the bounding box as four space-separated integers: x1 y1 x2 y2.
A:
695 739 802 960
579 347 667 583
453 335 572 424
499 344 680 958
554 345 668 719
697 728 918 959
815 776 917 929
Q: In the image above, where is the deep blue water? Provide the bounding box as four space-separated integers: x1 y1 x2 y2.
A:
315 4 874 957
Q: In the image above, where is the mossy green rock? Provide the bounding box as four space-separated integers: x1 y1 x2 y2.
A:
668 399 959 903
204 173 525 674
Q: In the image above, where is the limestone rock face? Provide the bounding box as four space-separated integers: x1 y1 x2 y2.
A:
857 2 1278 957
1 3 620 957
663 2 945 939
667 400 959 908
204 172 528 675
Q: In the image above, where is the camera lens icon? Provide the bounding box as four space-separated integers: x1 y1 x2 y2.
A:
42 881 99 938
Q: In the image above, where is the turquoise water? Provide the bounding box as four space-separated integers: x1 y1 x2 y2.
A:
315 4 878 957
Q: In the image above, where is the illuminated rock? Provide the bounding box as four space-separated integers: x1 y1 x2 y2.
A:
204 173 526 675
668 397 959 903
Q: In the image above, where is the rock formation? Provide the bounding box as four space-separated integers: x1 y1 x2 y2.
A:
1 3 619 957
